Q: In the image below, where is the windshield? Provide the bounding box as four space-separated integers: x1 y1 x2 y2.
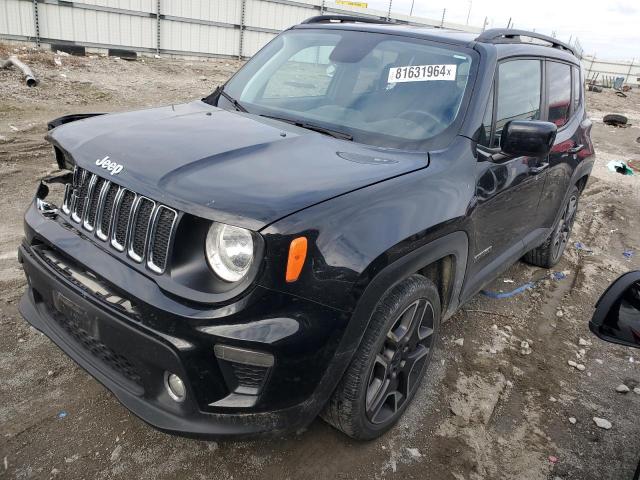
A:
219 29 475 150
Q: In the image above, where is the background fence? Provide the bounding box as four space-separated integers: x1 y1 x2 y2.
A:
0 0 484 59
1 0 637 85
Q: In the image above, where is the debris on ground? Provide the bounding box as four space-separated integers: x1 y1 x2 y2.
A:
110 445 122 462
615 384 630 393
551 271 568 280
56 410 68 419
607 160 634 175
406 448 422 459
0 55 38 86
574 241 594 253
481 271 567 299
481 282 534 299
603 113 628 127
593 417 613 430
454 338 464 346
569 417 577 424
568 360 586 371
623 249 634 259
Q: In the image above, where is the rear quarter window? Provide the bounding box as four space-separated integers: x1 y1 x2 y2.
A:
546 61 572 127
572 66 581 114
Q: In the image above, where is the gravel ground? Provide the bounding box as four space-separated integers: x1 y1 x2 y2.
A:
1 45 640 480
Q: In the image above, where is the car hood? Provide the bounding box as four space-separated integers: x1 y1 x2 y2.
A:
47 101 428 230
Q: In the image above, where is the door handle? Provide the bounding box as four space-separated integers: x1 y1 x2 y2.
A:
530 162 549 174
567 144 584 154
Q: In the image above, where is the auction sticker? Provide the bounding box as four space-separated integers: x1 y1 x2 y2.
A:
388 64 457 83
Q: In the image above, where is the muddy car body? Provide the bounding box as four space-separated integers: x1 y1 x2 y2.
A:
18 17 594 439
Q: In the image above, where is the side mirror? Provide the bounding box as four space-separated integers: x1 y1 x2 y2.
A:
500 120 557 157
590 271 640 349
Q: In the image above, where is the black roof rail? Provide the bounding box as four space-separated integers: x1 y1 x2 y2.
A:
301 15 392 25
476 28 576 56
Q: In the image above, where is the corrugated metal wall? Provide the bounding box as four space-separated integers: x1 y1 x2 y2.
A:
0 0 504 61
1 0 35 38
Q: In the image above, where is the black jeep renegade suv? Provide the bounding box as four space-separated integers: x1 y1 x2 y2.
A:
18 16 594 440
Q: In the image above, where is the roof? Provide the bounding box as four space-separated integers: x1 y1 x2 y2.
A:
294 16 579 62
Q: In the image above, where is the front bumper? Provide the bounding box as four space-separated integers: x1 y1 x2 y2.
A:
18 203 351 438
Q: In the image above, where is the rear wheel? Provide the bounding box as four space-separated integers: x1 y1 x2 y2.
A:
321 274 440 440
524 185 580 268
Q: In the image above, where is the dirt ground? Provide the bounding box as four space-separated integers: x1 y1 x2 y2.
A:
1 45 640 480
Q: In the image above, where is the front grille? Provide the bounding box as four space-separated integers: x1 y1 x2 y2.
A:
61 166 178 273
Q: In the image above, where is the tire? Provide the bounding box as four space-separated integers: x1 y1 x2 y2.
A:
321 274 441 440
523 185 580 268
603 114 628 126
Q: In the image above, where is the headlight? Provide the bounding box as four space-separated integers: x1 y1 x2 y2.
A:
205 222 254 282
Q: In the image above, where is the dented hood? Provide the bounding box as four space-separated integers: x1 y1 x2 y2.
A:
47 101 428 230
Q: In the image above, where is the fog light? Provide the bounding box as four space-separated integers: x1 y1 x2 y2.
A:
165 372 186 402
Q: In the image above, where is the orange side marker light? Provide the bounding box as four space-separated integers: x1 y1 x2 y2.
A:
286 237 307 283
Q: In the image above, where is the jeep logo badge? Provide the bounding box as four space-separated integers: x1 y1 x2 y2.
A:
95 156 123 175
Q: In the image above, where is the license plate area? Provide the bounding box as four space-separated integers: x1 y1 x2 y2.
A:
48 290 144 392
52 290 99 338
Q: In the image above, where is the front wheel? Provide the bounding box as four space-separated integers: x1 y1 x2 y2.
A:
321 274 440 440
524 185 580 268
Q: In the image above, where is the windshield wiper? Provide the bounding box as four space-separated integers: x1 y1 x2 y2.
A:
259 114 353 141
218 89 248 113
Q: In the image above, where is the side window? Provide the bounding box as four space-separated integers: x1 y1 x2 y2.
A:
546 61 572 127
493 59 541 147
572 66 581 114
262 46 335 99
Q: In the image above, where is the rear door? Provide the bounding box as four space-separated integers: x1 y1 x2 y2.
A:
465 58 548 296
536 61 585 228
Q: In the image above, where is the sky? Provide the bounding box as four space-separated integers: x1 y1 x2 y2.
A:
364 0 639 60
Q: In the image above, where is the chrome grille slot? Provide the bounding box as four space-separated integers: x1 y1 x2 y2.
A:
71 169 91 223
128 197 155 262
148 206 177 274
97 183 119 241
62 184 72 214
57 167 178 275
83 176 106 231
111 189 136 251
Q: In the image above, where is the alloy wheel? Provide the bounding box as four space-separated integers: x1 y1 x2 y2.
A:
365 299 435 424
551 193 578 262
